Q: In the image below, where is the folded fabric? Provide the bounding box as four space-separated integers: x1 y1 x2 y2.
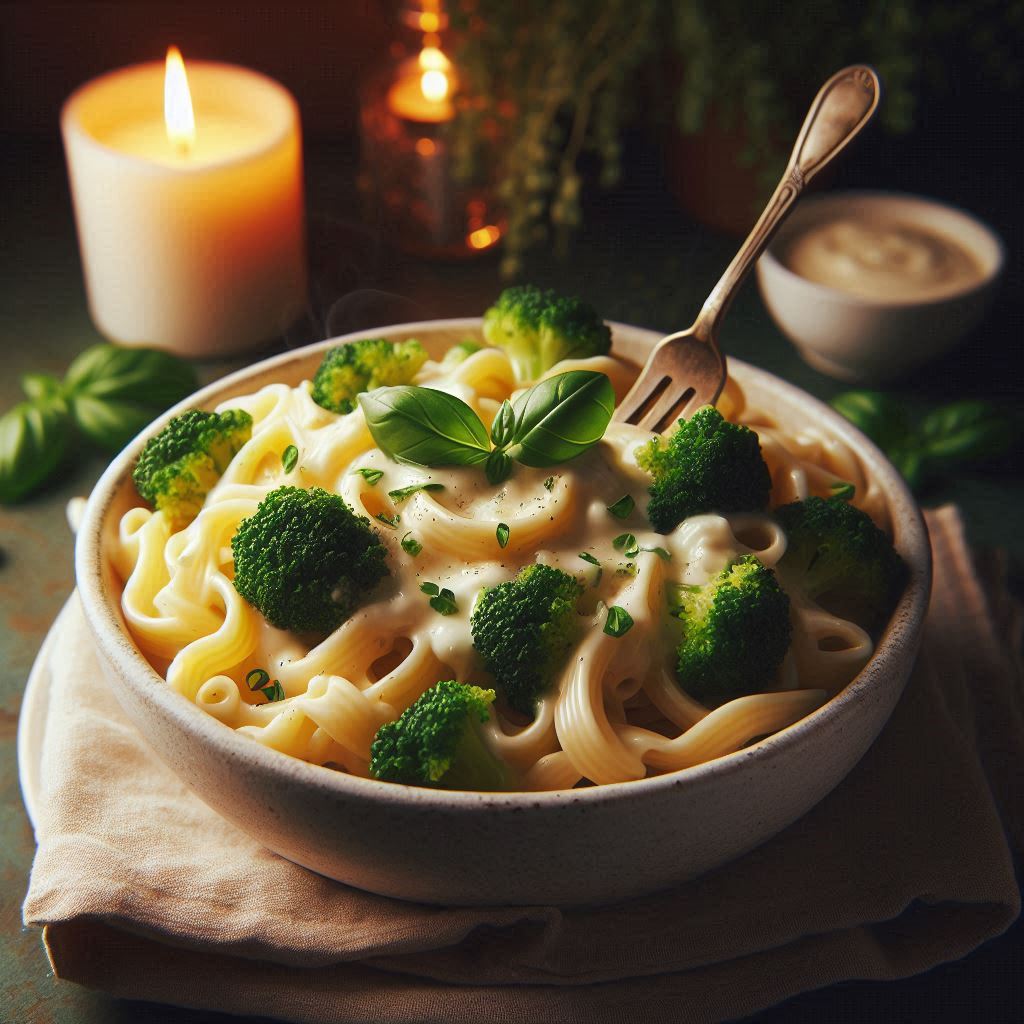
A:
23 505 1023 1023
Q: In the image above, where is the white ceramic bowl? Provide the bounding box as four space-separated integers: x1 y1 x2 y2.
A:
75 320 931 907
756 191 1004 382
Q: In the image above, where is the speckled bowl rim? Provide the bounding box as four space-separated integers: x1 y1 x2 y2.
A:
75 319 932 817
759 190 1005 308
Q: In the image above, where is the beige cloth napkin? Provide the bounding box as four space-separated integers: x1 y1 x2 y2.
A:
23 505 1023 1023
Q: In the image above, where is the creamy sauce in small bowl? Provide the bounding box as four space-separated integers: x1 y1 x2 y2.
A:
756 192 1005 381
782 218 984 301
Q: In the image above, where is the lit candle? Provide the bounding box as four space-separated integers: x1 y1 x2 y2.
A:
61 49 307 357
386 48 454 124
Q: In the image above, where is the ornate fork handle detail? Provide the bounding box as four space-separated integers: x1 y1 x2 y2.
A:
692 65 880 343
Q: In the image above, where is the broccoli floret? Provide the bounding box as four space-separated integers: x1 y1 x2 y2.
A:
133 409 252 527
674 554 792 700
774 496 907 628
482 285 611 382
470 563 582 716
440 339 483 366
311 338 428 414
231 486 389 633
637 406 771 534
369 680 507 790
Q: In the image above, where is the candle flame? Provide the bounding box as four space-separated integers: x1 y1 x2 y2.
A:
164 46 196 153
420 69 449 103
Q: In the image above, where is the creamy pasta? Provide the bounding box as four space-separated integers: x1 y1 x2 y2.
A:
111 340 892 790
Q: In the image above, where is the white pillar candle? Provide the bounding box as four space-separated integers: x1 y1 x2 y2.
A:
61 58 307 357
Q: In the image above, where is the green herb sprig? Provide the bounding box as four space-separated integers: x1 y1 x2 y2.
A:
831 391 1017 493
420 582 459 615
358 370 614 486
0 344 197 504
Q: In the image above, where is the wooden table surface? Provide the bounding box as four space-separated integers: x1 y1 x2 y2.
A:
2 130 1021 1022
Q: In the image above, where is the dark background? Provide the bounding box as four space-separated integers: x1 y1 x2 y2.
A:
1 2 1022 1022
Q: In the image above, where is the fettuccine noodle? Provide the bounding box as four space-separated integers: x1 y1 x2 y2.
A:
110 343 888 790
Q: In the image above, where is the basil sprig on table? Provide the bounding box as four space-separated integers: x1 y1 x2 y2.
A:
0 400 73 503
0 343 197 504
359 370 615 485
831 391 1016 493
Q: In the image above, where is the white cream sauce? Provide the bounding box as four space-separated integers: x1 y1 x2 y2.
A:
783 217 982 301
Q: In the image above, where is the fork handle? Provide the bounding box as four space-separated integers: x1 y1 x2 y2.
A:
692 65 880 344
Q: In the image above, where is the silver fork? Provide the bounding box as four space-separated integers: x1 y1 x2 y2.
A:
614 64 880 433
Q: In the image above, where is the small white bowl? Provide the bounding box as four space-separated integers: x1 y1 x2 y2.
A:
75 321 931 906
756 192 1004 382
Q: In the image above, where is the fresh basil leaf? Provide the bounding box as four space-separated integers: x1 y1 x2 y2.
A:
70 394 171 453
63 344 197 452
485 448 512 485
829 481 855 501
420 582 440 596
401 532 423 556
353 467 384 485
918 400 1014 463
20 372 64 403
496 522 510 548
388 481 444 504
604 606 634 637
359 386 491 468
490 399 516 448
0 399 72 504
505 371 614 467
282 445 299 473
606 494 635 519
375 512 400 528
64 343 197 406
830 391 912 454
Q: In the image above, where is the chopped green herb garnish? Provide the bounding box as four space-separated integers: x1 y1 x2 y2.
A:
261 680 285 702
388 481 445 504
543 476 555 491
496 522 510 548
246 668 271 691
606 494 635 519
281 445 298 473
613 532 640 558
420 581 458 615
830 480 856 501
375 511 400 528
604 606 634 637
578 552 601 566
353 467 384 485
645 546 672 561
615 561 638 577
246 667 285 703
401 532 423 556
